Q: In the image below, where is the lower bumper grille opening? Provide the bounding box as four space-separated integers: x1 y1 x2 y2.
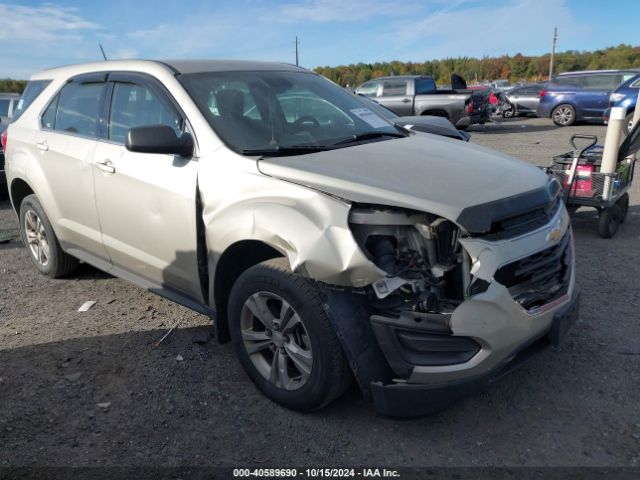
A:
494 231 572 311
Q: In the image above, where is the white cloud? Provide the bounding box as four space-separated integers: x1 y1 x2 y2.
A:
0 3 100 41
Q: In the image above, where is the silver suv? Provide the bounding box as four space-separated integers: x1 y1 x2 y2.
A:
4 60 579 416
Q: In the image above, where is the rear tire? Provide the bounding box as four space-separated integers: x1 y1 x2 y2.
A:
228 258 351 412
597 205 621 238
552 104 576 126
617 193 629 224
19 194 78 277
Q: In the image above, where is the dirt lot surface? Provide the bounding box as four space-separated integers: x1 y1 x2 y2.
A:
1 117 639 468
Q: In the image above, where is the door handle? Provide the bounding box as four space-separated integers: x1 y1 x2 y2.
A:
36 141 48 151
95 159 116 174
402 98 411 103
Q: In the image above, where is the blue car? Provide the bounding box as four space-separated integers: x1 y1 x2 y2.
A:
537 69 639 126
603 72 640 133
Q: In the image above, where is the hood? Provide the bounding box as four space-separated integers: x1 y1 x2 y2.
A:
393 116 468 141
257 133 553 232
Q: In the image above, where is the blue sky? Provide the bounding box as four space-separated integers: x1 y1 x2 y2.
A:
1 0 638 79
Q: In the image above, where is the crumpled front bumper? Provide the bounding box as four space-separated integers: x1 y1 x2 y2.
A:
370 291 580 417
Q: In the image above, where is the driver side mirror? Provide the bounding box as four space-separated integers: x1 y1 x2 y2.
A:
126 124 194 157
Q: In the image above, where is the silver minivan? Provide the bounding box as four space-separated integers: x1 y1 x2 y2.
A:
4 60 579 416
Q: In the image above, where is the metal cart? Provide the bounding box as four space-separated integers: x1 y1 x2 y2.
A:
545 127 638 238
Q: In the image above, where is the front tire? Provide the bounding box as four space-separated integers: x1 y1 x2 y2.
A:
19 194 78 278
228 258 351 412
552 104 576 126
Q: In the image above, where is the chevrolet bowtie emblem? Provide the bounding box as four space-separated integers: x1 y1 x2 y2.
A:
546 224 563 242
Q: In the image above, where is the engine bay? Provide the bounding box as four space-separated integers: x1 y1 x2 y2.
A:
348 206 470 317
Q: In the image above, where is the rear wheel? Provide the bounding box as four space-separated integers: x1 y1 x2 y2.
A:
228 258 351 412
19 194 78 277
616 192 629 224
597 205 622 238
552 104 576 126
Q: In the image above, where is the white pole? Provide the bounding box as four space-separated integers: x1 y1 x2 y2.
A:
601 106 627 201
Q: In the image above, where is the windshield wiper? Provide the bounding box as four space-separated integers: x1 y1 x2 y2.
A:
331 131 407 147
241 145 329 157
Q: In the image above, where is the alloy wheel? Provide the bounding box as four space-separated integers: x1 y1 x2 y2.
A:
24 209 50 267
554 107 573 125
240 292 313 390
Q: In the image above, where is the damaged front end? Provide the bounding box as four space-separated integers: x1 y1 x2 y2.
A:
346 206 482 376
323 195 576 417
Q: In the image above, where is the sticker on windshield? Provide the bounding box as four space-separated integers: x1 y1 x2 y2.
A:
350 108 389 129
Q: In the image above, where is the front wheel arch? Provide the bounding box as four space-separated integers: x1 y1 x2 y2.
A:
213 240 285 342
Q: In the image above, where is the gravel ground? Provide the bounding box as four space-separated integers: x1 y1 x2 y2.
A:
0 116 639 468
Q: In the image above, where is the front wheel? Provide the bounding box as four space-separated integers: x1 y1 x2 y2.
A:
19 194 78 277
228 258 351 412
552 104 576 126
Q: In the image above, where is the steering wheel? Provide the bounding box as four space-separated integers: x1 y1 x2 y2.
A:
292 115 320 130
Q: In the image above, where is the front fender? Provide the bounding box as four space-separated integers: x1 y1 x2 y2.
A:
198 158 383 294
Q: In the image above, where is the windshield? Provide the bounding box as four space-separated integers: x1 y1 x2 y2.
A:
179 70 402 154
355 94 398 120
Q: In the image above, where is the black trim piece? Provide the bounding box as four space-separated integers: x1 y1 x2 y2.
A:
456 181 559 235
73 72 108 84
369 292 580 417
371 312 478 374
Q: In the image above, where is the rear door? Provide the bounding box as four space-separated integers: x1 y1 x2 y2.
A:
35 74 110 264
578 74 620 118
376 79 413 116
91 73 203 301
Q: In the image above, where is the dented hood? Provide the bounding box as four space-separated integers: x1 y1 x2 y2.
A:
258 133 552 232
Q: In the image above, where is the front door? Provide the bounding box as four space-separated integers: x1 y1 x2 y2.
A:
92 76 203 301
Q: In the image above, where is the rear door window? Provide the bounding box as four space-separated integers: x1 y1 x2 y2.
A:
381 80 408 97
552 76 584 88
107 81 183 144
582 74 620 91
415 78 436 94
54 81 106 137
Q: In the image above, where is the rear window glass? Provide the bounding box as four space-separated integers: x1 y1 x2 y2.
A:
415 78 436 94
11 80 52 121
54 81 105 137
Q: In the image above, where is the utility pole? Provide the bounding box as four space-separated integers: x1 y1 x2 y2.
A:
549 27 557 80
295 36 299 66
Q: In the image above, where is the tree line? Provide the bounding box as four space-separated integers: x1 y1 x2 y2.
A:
314 44 640 87
0 79 28 94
